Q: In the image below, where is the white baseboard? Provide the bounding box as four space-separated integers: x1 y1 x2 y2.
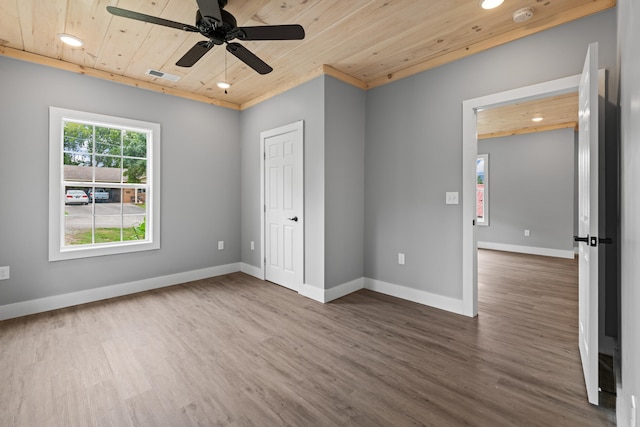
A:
2 267 468 321
240 262 263 280
478 241 574 259
0 263 240 321
298 283 325 302
364 278 465 316
324 277 364 302
298 277 364 303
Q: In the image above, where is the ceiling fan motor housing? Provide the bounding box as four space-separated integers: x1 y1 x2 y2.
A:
197 9 236 43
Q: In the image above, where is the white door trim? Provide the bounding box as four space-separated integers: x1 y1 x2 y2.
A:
260 120 305 287
461 74 581 317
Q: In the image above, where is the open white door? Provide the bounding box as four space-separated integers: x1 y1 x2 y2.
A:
262 121 304 291
576 42 599 406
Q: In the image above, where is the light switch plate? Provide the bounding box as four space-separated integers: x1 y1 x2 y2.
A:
398 253 405 265
446 192 459 205
218 241 224 250
0 266 9 280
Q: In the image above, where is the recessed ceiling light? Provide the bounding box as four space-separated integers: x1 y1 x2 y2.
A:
217 82 231 89
532 117 544 122
58 34 84 47
479 0 504 10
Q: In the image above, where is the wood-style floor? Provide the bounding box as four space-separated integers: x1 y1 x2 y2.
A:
0 250 615 426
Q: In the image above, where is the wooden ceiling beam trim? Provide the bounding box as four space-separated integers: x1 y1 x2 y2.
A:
322 65 368 90
366 0 616 89
478 122 578 140
0 46 240 110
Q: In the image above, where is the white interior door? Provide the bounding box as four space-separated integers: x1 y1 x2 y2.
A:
577 42 599 406
262 121 304 291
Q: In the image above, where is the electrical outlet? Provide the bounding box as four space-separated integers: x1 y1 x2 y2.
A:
398 253 405 265
250 241 255 251
0 266 9 280
218 241 224 250
524 229 530 237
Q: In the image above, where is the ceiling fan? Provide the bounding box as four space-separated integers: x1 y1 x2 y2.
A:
106 0 305 75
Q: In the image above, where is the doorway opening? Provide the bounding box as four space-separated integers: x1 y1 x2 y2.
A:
462 63 615 409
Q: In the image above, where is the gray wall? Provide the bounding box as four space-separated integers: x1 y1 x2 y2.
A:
477 129 575 252
617 0 640 424
364 10 617 300
0 56 240 306
325 77 366 288
240 75 366 290
240 76 326 288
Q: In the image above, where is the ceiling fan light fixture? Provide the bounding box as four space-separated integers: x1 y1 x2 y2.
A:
217 81 231 89
479 0 504 10
58 34 84 47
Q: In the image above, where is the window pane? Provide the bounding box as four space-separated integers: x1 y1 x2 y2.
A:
127 215 147 241
95 156 122 183
64 162 92 181
123 131 147 158
65 216 94 245
94 192 120 212
95 126 122 156
123 188 146 205
63 122 93 154
95 216 125 243
123 158 147 184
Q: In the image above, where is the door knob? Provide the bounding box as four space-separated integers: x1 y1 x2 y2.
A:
573 235 589 243
288 216 298 222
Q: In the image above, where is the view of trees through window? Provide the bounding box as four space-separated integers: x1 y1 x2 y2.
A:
62 120 148 246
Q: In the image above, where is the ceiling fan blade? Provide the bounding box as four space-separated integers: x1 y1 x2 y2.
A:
106 6 199 32
176 41 214 67
236 25 305 41
196 0 223 25
226 42 273 75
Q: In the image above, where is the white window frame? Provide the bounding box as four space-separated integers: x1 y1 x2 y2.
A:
49 107 160 261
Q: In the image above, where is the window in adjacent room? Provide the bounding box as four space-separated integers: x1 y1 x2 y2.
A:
49 107 160 261
476 154 489 226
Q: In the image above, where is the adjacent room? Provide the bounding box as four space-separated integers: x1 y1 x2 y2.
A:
1 0 639 426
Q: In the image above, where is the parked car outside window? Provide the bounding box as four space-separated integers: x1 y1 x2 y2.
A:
88 188 109 202
65 190 89 205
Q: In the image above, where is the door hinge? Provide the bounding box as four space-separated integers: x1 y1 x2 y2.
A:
264 152 266 160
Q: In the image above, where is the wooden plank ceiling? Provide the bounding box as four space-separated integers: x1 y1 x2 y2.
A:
477 92 579 139
0 0 614 114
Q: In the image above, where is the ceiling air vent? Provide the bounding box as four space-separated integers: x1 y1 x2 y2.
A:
145 69 180 82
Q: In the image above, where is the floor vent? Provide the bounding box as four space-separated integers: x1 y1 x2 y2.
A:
145 69 180 82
